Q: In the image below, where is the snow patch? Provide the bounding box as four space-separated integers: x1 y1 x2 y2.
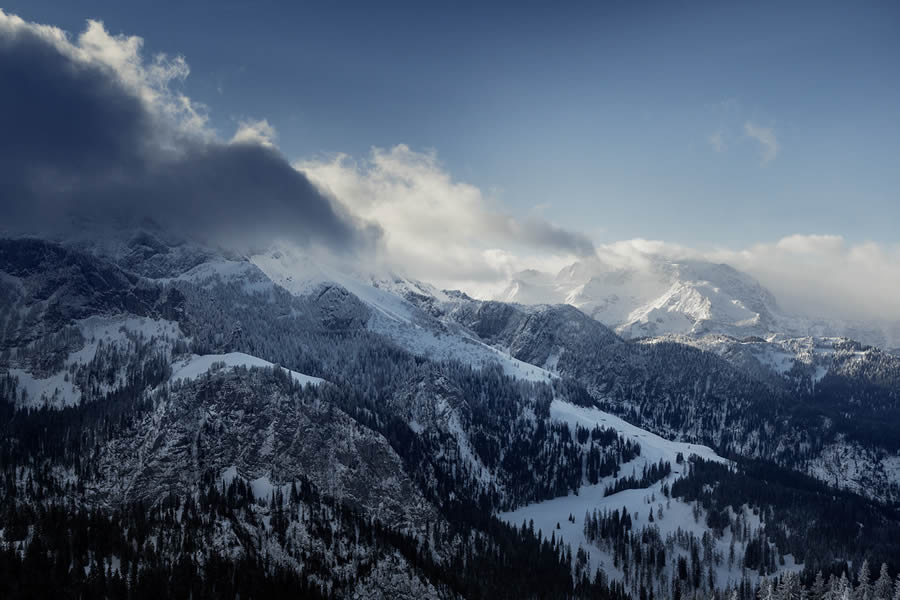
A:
550 400 724 466
174 259 274 294
170 353 324 387
7 368 79 410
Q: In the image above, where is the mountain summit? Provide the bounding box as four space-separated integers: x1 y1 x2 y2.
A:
497 254 900 350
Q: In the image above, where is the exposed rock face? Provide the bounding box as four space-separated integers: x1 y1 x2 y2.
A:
0 238 184 374
310 284 371 331
352 553 455 600
95 368 436 530
0 239 182 326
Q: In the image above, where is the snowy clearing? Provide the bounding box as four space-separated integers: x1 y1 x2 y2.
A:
497 400 802 591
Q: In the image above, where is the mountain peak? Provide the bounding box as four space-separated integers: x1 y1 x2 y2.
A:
497 254 784 340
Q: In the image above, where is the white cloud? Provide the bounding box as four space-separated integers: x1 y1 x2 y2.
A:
709 235 900 322
230 119 277 148
744 121 778 164
296 145 595 293
707 130 726 153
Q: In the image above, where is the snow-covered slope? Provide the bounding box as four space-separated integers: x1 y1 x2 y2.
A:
251 246 420 325
500 400 805 592
250 244 555 383
649 334 839 384
5 320 323 410
649 333 900 501
7 315 183 409
661 333 887 389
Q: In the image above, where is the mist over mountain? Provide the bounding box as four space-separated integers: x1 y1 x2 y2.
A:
495 253 900 351
296 149 900 337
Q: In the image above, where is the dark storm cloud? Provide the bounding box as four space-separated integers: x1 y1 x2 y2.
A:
486 214 596 257
515 218 596 257
0 18 378 253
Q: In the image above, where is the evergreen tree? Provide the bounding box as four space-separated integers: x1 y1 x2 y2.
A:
857 561 873 600
811 571 827 600
873 564 893 600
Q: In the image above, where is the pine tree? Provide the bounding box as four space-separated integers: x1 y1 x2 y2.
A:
778 572 803 600
857 560 873 600
873 564 892 600
811 571 827 600
838 573 853 600
758 577 775 600
824 574 839 600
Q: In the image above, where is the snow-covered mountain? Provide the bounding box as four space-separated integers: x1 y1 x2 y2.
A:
496 255 900 350
3 230 900 598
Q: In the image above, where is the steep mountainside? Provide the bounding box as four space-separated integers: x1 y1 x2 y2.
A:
389 289 900 504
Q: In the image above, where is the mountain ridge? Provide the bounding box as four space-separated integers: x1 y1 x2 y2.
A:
2 231 900 598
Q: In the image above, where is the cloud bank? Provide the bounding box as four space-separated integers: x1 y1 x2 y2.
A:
296 145 596 292
299 147 899 323
0 10 376 254
710 235 900 323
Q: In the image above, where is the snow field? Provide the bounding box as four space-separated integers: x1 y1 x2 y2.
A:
500 400 800 591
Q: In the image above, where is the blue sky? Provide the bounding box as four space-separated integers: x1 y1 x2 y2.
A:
5 0 900 249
